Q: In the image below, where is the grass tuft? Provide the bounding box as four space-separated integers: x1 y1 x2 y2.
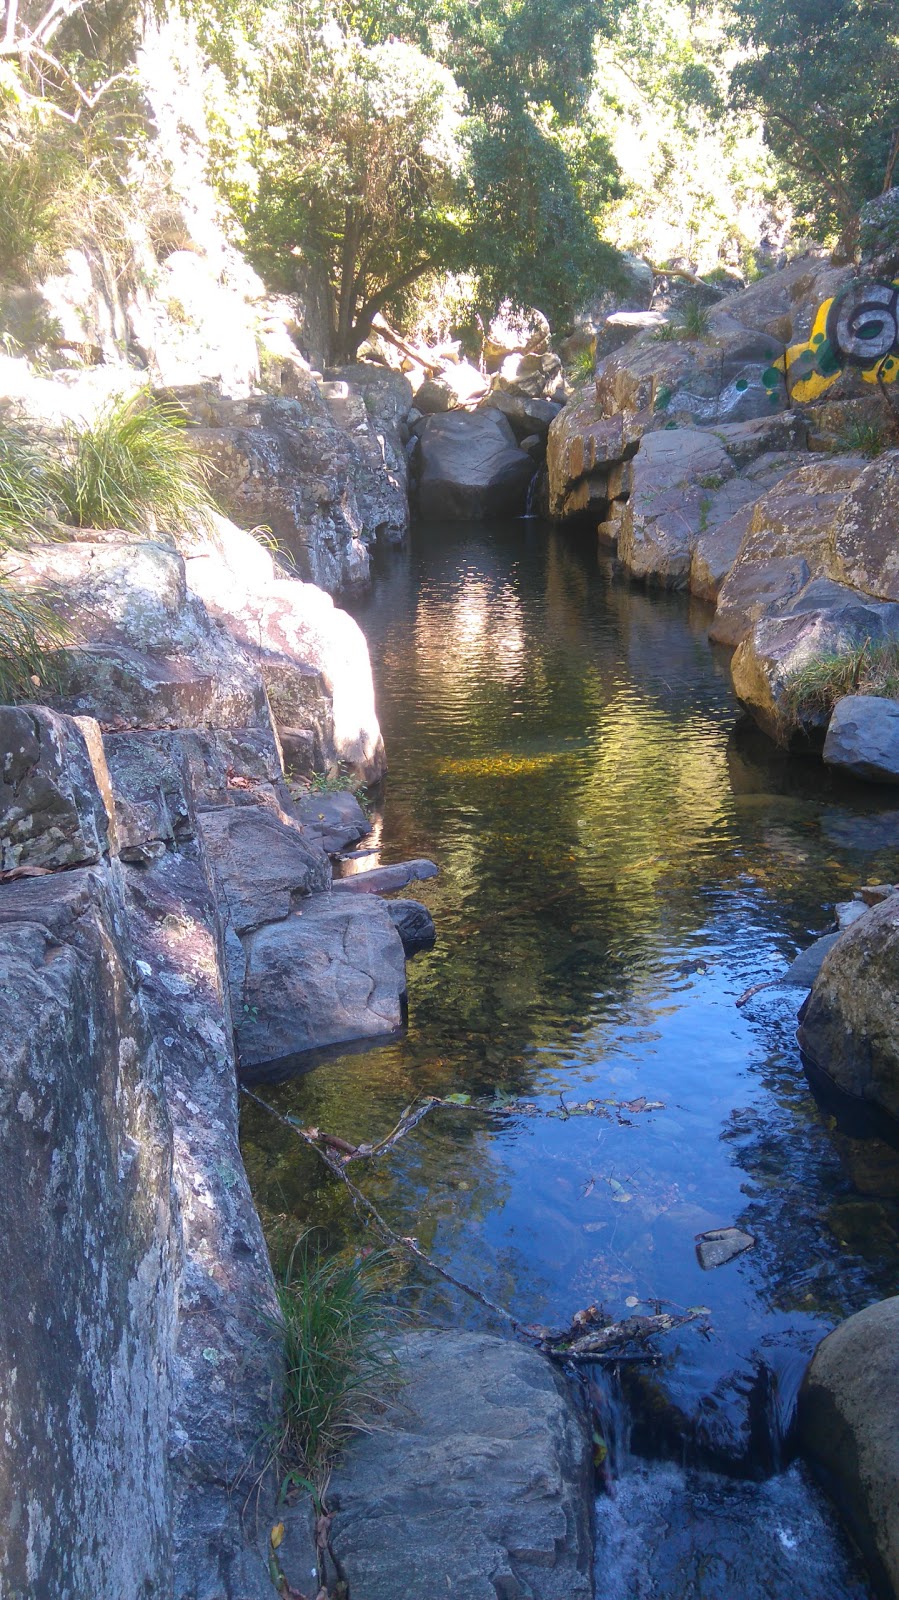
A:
267 1237 396 1486
782 638 899 726
834 415 896 460
652 297 712 343
51 391 215 536
0 424 66 701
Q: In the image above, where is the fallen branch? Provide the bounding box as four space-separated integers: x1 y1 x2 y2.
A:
371 315 442 376
241 1087 707 1362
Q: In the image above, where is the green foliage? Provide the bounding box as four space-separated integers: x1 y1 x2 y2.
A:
0 425 66 702
674 296 711 340
835 415 896 460
725 0 899 251
567 346 596 382
783 639 899 725
51 393 214 536
268 1237 396 1482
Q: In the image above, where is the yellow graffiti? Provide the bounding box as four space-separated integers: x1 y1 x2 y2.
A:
781 279 899 404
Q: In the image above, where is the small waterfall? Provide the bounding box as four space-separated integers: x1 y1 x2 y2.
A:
761 1348 808 1473
587 1365 633 1489
524 468 543 518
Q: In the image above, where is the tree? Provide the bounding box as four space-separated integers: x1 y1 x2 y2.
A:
725 0 899 255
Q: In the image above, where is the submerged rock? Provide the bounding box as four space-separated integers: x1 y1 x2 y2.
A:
325 1329 594 1600
800 1296 899 1597
387 897 437 955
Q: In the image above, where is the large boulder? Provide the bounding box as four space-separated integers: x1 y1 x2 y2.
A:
199 803 331 933
236 891 407 1069
546 392 640 520
417 410 534 520
326 1329 594 1600
823 695 899 784
799 1297 899 1596
185 515 386 782
730 580 899 744
797 894 899 1119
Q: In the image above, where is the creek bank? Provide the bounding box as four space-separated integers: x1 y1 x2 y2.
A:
547 247 899 770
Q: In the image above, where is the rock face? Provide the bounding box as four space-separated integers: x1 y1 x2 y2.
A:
823 695 899 783
417 410 534 520
0 696 422 1596
799 1296 899 1597
798 895 899 1120
325 1329 594 1600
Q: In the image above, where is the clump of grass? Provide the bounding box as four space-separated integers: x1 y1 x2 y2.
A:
0 424 66 701
51 391 215 536
834 415 896 460
267 1238 396 1486
302 767 372 816
567 345 596 382
651 297 712 344
782 638 899 726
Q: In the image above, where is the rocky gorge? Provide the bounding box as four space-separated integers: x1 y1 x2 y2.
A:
4 139 899 1600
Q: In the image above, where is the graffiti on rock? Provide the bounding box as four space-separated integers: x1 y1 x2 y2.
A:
784 279 899 403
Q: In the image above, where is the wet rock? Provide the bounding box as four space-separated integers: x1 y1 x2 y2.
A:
782 934 841 989
835 899 871 930
199 804 330 933
0 705 114 870
417 410 533 520
332 858 439 895
799 1296 899 1597
695 1227 755 1270
326 1329 594 1600
237 892 406 1068
798 894 899 1119
388 898 437 955
824 695 899 785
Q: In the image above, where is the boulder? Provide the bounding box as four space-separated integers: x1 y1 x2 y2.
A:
237 892 407 1068
415 360 487 412
824 695 899 784
546 394 639 521
617 427 738 588
798 894 899 1119
292 788 371 853
494 349 565 401
832 452 899 602
325 1329 594 1600
387 898 437 955
417 411 534 521
199 804 330 934
799 1297 899 1596
185 515 387 783
332 858 438 895
0 705 114 870
730 580 899 743
595 321 787 428
481 390 561 441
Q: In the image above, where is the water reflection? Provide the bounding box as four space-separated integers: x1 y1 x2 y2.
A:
241 520 899 1492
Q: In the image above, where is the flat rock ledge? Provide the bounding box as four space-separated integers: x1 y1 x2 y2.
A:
799 1296 899 1598
324 1328 595 1600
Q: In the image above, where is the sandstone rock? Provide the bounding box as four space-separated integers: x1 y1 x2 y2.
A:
690 503 758 604
782 933 841 989
185 516 386 783
731 580 899 743
326 1329 594 1600
418 411 533 520
710 554 812 648
415 360 487 412
823 695 899 784
199 804 330 933
799 1296 899 1595
0 867 174 1599
481 390 561 440
546 393 638 520
798 894 899 1118
618 427 740 588
387 898 437 955
494 349 565 401
237 892 407 1068
695 1226 755 1270
596 322 787 428
594 309 667 360
0 705 115 870
832 452 899 602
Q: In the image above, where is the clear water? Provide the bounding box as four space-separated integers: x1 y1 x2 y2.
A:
241 519 899 1595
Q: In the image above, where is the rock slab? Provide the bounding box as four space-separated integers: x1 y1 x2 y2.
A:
800 1296 899 1597
326 1328 594 1600
824 695 899 784
798 895 899 1120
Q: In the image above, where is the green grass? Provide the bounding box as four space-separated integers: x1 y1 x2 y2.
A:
51 391 215 536
267 1238 396 1487
652 297 712 344
782 639 899 726
0 425 65 700
303 768 372 815
567 346 596 382
834 415 896 460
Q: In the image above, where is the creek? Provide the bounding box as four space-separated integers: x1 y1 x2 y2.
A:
241 518 899 1597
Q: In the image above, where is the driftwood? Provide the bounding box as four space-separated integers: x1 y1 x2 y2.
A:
241 1087 709 1363
370 315 442 376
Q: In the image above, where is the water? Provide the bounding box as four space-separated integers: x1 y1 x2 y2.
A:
241 519 899 1595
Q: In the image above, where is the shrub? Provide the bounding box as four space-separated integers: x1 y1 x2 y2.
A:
835 415 896 460
52 392 215 536
567 345 596 381
267 1237 396 1485
651 298 711 343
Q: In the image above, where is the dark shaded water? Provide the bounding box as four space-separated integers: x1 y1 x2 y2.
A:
242 520 899 1596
